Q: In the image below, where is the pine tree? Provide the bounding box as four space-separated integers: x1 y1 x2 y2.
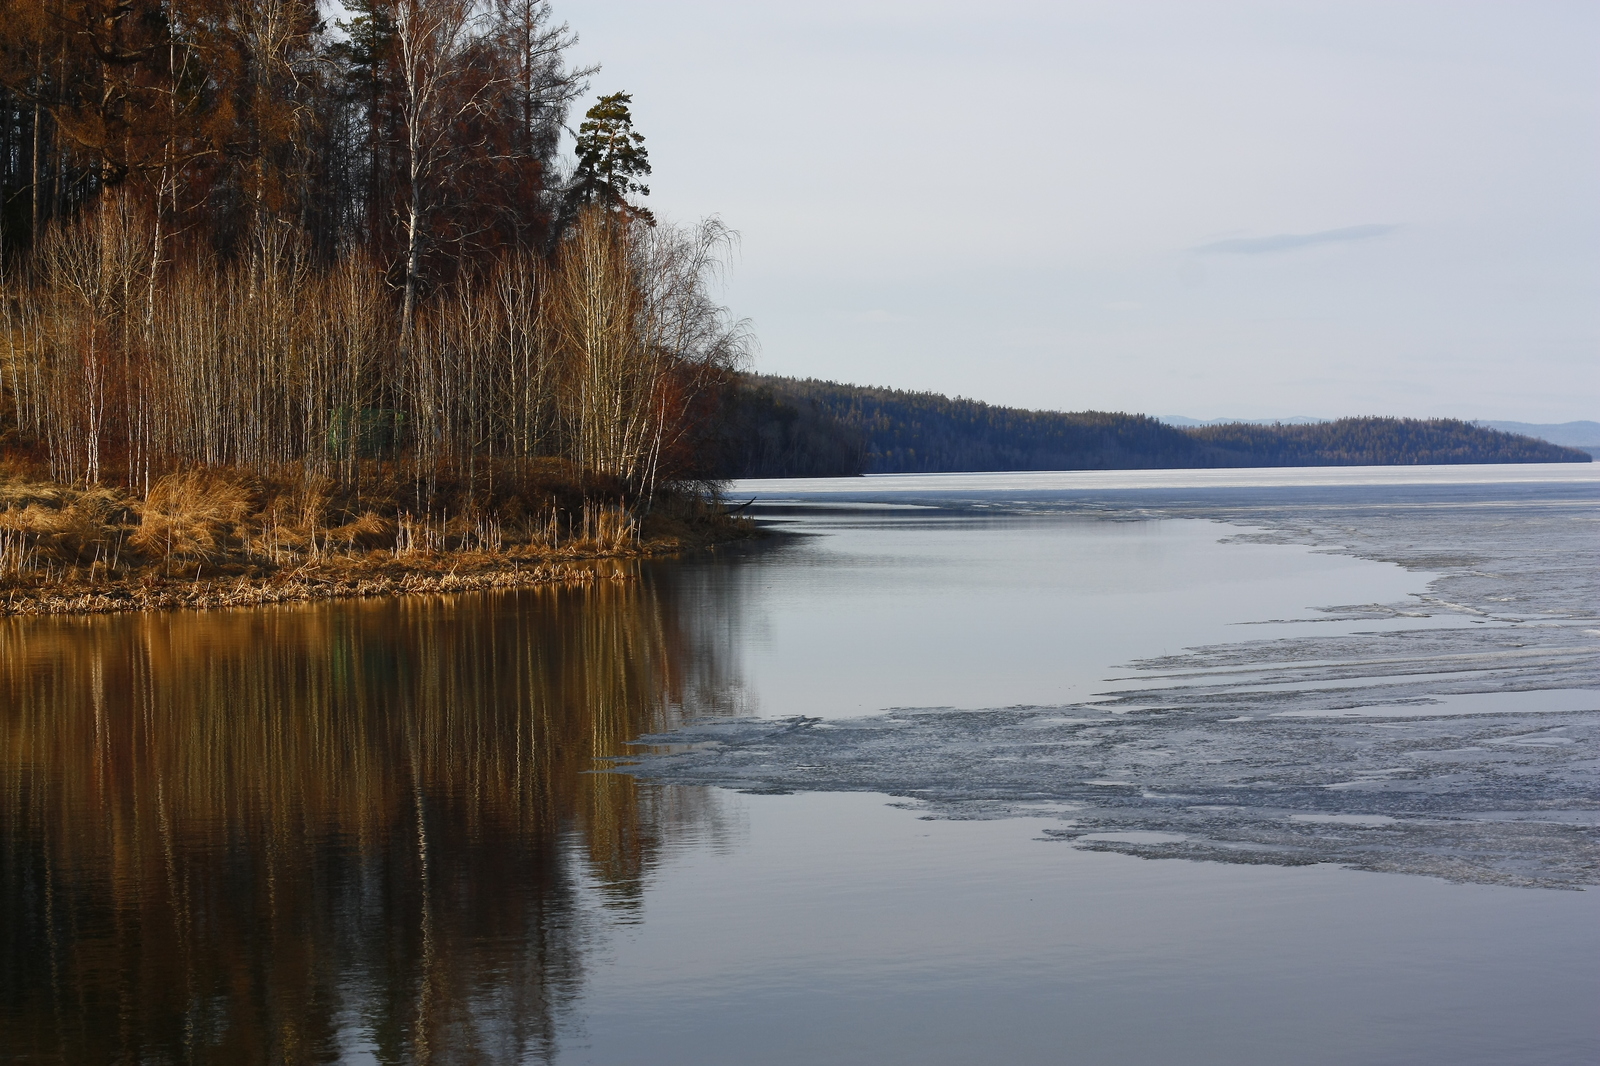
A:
564 91 652 224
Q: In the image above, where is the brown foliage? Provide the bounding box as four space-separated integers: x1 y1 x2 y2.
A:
0 0 589 265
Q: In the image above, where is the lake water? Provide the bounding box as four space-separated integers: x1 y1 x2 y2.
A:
2 465 1597 1064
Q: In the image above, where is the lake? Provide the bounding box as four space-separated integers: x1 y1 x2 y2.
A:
2 465 1597 1064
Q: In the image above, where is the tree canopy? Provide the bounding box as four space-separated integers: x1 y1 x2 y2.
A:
0 0 592 272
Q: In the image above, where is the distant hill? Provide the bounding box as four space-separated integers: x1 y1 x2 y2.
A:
1180 419 1588 467
715 376 1591 477
1473 421 1600 455
1167 417 1599 458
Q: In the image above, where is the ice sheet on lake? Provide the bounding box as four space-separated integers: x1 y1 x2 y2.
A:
622 474 1600 888
625 701 1598 888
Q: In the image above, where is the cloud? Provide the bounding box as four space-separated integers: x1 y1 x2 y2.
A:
1194 224 1399 255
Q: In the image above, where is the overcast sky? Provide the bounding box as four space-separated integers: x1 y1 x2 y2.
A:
555 0 1598 421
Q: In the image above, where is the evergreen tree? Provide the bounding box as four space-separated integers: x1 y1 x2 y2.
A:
564 91 652 224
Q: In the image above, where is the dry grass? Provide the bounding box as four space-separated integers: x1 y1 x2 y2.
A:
0 474 130 579
329 511 396 552
130 469 254 561
0 457 754 614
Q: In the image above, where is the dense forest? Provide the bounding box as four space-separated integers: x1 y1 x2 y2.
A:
1183 419 1589 467
720 376 1590 476
0 0 746 493
0 1 756 595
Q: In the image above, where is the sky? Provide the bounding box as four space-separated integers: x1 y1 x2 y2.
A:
553 0 1598 421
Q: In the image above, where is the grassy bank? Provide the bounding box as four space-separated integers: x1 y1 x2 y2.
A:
0 458 753 616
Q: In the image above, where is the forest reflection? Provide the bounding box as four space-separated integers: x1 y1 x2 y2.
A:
0 573 744 1064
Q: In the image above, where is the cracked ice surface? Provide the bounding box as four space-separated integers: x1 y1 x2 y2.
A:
623 467 1600 888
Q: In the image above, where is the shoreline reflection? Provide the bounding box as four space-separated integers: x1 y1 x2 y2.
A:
0 579 740 1064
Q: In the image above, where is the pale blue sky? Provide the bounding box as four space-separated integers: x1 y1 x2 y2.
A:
561 1 1599 420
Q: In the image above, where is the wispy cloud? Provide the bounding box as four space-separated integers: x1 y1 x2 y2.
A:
1194 224 1398 255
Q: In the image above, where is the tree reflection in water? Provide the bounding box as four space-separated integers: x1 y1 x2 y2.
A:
0 574 741 1063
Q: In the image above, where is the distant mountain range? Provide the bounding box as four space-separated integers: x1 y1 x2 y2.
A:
715 376 1593 477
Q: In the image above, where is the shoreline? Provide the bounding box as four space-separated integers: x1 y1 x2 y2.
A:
0 556 624 617
0 461 763 617
0 533 759 618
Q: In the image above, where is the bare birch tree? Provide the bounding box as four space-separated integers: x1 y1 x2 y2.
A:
394 0 483 332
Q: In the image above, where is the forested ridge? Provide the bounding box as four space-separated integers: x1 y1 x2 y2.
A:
721 376 1590 476
0 0 750 598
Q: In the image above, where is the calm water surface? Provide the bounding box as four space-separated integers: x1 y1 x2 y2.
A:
2 467 1596 1064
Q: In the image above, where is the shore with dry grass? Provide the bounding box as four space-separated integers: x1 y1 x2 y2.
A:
0 458 755 616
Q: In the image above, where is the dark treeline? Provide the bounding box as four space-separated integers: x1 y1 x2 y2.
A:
716 377 871 478
0 1 747 506
0 0 585 271
1182 419 1588 467
720 376 1590 476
